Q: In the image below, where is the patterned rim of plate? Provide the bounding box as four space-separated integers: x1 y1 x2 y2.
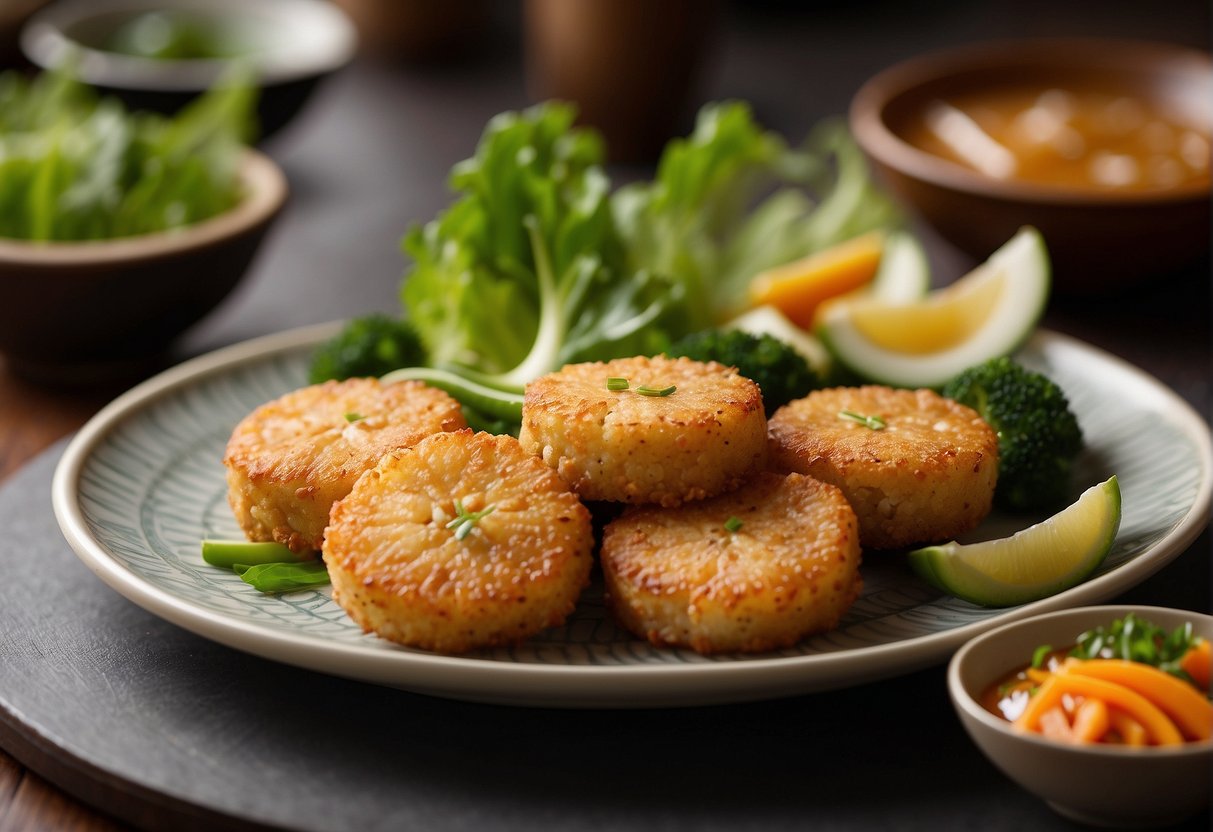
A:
51 324 1213 708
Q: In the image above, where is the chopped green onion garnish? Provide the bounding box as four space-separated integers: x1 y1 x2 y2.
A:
1067 613 1201 682
446 499 497 540
636 384 677 397
201 539 314 568
839 410 887 430
1031 644 1052 669
239 561 331 593
344 412 364 422
607 377 629 391
724 516 744 533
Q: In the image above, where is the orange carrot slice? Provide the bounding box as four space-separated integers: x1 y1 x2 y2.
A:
1066 660 1212 742
1179 639 1210 691
1109 710 1148 747
748 232 884 328
1014 674 1183 746
1071 697 1110 744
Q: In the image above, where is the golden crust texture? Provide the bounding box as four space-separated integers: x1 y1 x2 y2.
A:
601 471 862 654
223 377 466 552
518 355 767 507
768 386 998 550
322 430 594 654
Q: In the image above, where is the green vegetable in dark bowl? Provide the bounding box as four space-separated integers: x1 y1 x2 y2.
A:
943 356 1083 512
666 328 819 412
0 65 254 242
105 10 254 60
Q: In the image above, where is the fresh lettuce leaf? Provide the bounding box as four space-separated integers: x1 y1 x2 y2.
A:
321 99 902 421
401 102 685 388
614 102 902 327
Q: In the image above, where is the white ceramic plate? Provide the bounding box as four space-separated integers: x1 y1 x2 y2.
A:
52 325 1212 707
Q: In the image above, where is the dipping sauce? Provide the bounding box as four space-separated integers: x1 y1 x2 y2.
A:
902 85 1211 191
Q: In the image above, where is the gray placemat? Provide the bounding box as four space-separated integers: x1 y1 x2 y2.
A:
1 440 1208 832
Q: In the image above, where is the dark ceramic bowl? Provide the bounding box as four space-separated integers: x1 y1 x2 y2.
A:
20 0 357 141
0 149 287 384
850 39 1212 291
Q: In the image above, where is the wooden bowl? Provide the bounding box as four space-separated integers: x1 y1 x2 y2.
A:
850 39 1211 291
0 150 287 384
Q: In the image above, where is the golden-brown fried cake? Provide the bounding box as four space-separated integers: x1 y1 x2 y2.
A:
323 430 594 654
601 471 861 654
519 355 767 507
768 386 998 550
224 377 466 552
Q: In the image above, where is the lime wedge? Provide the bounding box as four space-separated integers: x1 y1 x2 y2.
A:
907 476 1120 607
817 227 1049 388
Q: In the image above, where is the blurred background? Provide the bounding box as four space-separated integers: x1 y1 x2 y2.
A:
0 0 1208 372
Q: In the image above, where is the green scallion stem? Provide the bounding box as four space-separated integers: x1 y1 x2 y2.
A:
838 410 886 430
201 539 314 569
607 377 629 391
724 516 744 533
636 384 676 397
445 500 497 540
344 412 364 422
380 366 524 424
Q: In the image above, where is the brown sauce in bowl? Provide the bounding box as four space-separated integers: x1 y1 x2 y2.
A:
901 85 1211 191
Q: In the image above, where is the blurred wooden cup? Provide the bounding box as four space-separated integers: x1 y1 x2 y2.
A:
524 0 716 163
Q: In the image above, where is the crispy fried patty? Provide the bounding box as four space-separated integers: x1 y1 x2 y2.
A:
601 471 862 654
224 378 466 552
768 386 998 550
519 355 767 507
323 430 594 654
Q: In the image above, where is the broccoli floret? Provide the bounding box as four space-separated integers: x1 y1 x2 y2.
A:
309 315 426 383
667 329 819 412
942 356 1083 512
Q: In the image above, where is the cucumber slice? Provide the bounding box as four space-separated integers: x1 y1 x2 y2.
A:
908 476 1121 607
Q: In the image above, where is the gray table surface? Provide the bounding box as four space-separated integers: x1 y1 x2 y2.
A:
2 1 1210 829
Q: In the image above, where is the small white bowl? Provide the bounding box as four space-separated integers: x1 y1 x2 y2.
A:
948 605 1212 829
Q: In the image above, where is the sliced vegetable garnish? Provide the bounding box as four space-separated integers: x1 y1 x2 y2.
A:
1069 613 1201 681
344 412 364 422
724 516 744 533
636 385 676 397
239 561 331 593
201 539 314 569
838 410 886 430
607 377 629 391
446 500 497 540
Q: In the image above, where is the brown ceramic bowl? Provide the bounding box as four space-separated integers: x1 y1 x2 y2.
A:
0 149 287 384
850 39 1212 291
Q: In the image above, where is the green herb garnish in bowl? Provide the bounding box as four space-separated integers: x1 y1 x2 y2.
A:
0 65 285 381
